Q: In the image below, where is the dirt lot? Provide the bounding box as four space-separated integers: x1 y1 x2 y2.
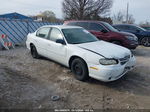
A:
0 46 150 110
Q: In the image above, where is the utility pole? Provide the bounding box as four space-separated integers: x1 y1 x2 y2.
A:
126 2 129 24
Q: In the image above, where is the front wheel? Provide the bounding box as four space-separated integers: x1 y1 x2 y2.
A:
141 37 150 47
30 45 40 59
71 58 89 81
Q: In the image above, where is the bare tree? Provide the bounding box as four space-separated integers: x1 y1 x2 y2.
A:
140 21 150 26
113 11 124 22
128 14 135 24
62 0 113 20
112 11 135 24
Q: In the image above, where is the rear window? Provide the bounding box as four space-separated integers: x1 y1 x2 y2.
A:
76 22 89 30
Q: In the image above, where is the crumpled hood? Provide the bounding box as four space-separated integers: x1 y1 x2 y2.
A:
77 41 131 59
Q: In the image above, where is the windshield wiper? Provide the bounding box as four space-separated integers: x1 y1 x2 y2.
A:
71 40 98 44
70 42 81 44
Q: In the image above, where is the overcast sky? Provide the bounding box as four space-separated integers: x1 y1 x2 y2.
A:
112 0 150 23
0 0 149 24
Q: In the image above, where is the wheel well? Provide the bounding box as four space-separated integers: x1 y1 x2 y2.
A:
110 40 122 44
69 56 88 69
110 40 121 43
30 43 34 48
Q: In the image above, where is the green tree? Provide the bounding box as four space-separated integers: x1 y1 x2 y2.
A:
38 10 57 22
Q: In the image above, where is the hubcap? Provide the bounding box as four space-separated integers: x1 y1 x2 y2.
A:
142 37 150 47
74 63 83 76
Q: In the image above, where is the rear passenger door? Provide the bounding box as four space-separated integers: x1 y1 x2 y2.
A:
35 27 51 56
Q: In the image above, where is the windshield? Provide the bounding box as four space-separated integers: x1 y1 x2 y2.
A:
103 22 118 32
135 25 146 31
62 28 99 44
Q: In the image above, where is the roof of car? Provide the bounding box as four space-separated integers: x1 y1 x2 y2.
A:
64 20 107 24
41 25 82 29
113 24 136 26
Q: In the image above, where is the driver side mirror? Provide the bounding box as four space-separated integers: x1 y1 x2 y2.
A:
117 29 121 31
101 29 108 33
56 39 66 45
136 30 140 33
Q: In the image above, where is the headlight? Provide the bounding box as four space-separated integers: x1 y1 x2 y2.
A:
125 35 137 41
99 59 118 65
131 52 134 57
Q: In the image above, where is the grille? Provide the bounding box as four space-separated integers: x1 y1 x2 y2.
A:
119 55 130 65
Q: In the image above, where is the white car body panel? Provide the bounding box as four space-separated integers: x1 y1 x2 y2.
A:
77 41 131 59
26 25 136 82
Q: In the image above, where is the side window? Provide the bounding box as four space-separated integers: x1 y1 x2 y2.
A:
123 25 130 30
36 27 50 39
76 22 89 30
89 23 105 31
49 28 63 42
130 26 141 32
116 25 129 31
114 25 124 30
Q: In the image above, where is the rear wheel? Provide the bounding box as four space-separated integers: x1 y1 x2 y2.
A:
71 58 89 81
30 45 39 59
141 37 150 47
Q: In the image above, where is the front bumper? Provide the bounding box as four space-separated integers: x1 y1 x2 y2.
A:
123 40 139 49
88 56 136 82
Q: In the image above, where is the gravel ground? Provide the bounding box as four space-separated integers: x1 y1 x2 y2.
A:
0 46 150 110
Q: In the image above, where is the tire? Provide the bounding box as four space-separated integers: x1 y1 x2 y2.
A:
112 41 121 45
141 37 150 47
30 45 40 59
71 58 89 81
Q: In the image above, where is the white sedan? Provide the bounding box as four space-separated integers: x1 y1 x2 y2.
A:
26 25 136 82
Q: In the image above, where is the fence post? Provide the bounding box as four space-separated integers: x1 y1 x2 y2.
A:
26 20 29 33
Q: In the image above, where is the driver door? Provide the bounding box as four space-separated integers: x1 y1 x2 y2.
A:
45 27 67 64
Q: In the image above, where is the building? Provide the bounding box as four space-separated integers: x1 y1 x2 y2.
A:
0 12 33 21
